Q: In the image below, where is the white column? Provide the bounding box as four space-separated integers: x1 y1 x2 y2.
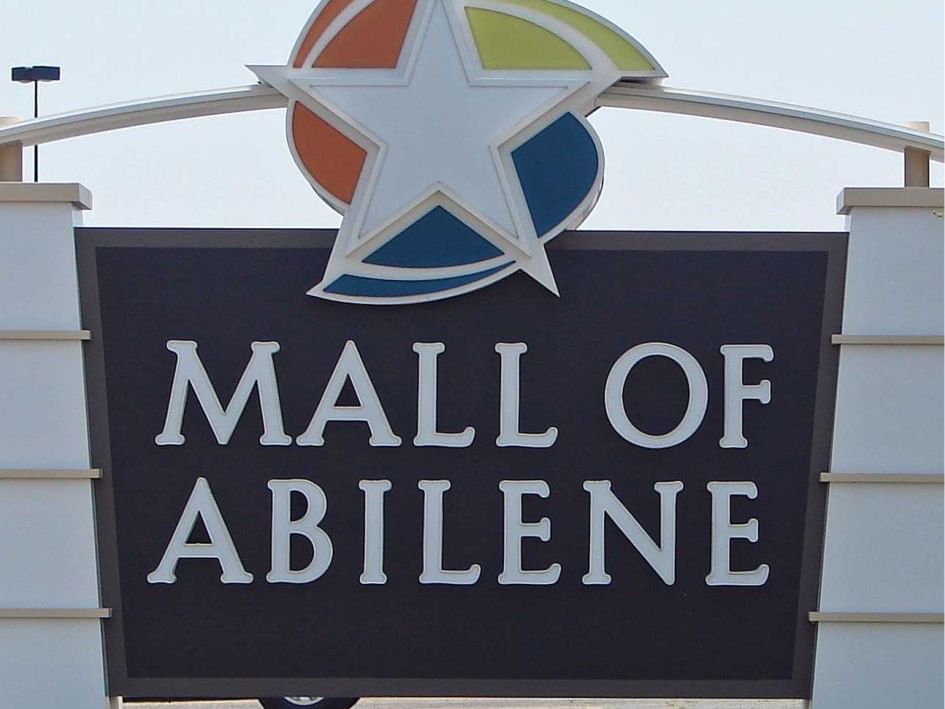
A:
0 184 111 708
811 188 945 708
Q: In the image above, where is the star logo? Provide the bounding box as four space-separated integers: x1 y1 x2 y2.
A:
253 0 665 304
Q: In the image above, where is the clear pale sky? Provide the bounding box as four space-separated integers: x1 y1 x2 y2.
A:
1 0 942 230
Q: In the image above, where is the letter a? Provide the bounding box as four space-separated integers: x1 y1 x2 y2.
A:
297 341 402 447
147 477 253 584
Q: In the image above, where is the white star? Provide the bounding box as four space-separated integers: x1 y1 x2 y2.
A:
253 0 592 293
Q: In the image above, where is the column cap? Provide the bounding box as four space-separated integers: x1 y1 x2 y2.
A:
0 183 92 210
837 187 943 215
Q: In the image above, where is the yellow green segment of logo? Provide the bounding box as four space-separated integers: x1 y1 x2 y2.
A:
466 0 660 72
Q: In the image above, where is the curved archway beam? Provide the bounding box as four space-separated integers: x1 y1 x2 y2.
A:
599 83 943 161
0 84 287 147
0 81 941 162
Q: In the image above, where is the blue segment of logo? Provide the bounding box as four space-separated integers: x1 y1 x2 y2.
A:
323 112 603 303
364 206 504 268
512 112 599 237
324 263 512 298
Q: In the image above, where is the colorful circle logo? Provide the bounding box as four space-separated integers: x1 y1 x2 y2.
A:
252 0 665 304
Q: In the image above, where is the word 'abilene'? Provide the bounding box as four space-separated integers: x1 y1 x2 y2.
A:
148 477 770 588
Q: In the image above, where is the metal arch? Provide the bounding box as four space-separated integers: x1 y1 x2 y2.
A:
0 80 941 161
0 84 286 147
598 83 944 160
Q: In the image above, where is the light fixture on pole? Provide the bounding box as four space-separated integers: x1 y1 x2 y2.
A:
11 65 61 182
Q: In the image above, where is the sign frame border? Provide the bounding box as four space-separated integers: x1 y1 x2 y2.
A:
76 227 847 700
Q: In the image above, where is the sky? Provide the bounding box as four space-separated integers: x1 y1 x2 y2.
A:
0 0 942 231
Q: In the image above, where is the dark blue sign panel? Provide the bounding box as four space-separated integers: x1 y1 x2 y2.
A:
78 229 846 700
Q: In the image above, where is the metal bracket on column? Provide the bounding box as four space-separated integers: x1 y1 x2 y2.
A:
0 608 112 619
0 469 102 480
904 121 932 187
0 141 23 182
831 335 944 346
820 473 944 485
810 612 944 624
0 330 91 341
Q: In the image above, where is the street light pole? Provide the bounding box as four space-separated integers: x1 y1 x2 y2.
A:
33 80 39 182
11 65 61 182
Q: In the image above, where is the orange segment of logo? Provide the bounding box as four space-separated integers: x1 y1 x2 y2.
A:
292 103 367 205
315 0 417 68
291 0 419 205
291 0 359 68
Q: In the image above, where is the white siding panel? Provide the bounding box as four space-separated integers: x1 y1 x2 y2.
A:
0 480 100 608
0 341 90 469
830 346 944 474
819 485 944 613
0 203 82 330
0 619 107 709
842 207 944 335
812 623 944 709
